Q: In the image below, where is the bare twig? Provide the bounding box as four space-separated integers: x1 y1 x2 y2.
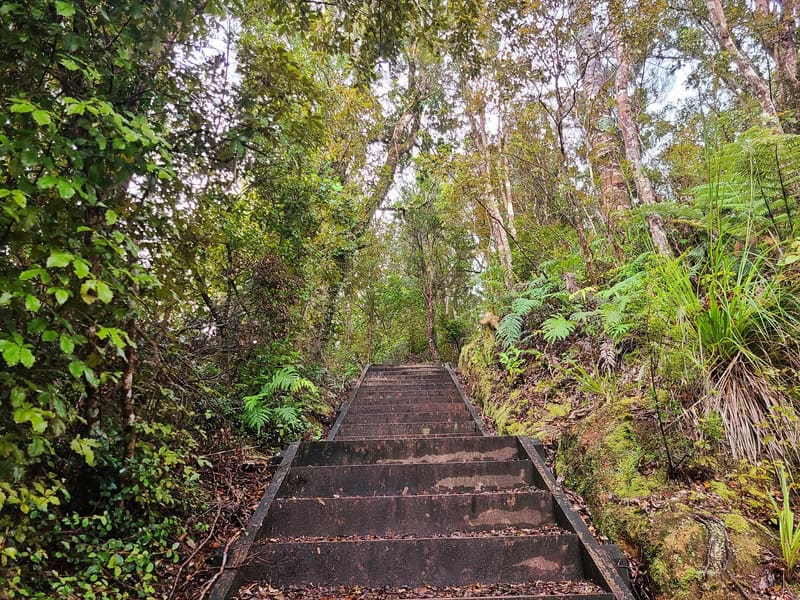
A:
198 530 240 600
168 504 223 600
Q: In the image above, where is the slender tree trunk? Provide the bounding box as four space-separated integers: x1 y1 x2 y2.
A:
498 114 518 237
582 22 629 222
425 276 440 362
122 331 137 460
705 0 780 123
466 101 514 285
754 0 799 129
613 32 673 256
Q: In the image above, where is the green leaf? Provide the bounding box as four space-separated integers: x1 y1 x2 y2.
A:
10 387 26 406
59 334 75 355
20 267 45 281
27 318 48 333
47 251 73 268
96 281 113 304
57 179 75 199
72 258 90 279
37 175 58 189
68 360 84 379
80 281 96 304
105 209 118 225
9 98 35 113
54 288 70 305
60 58 80 72
32 110 51 126
13 408 47 433
19 347 34 368
41 330 58 342
27 436 46 457
24 294 40 312
55 1 76 17
70 437 96 467
1 341 21 366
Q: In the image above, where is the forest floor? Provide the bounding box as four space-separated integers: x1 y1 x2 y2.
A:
162 387 349 600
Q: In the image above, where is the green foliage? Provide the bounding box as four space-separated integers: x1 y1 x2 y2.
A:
498 346 526 382
769 465 800 579
496 279 552 348
242 366 319 442
540 314 577 343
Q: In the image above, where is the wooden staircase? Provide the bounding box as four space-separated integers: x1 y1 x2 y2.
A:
209 364 635 599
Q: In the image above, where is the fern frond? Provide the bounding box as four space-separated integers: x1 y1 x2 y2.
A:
497 313 524 348
511 296 542 315
541 314 576 343
242 395 271 434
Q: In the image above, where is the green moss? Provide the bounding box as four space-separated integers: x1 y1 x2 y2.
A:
677 567 703 590
545 402 569 418
708 480 736 501
459 333 772 599
722 512 750 534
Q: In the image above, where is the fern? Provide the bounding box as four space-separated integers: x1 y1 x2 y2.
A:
541 314 576 343
262 366 318 395
688 128 800 240
496 313 524 348
242 395 271 434
496 278 553 348
241 365 317 438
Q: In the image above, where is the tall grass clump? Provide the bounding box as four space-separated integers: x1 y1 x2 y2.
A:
648 130 800 462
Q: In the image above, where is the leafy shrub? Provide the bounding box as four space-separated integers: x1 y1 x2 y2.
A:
2 422 202 598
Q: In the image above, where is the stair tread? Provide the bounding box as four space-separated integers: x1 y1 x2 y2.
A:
237 580 611 599
239 534 585 586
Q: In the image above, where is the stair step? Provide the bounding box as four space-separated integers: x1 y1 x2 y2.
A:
264 490 555 537
345 412 474 424
347 402 470 414
364 374 452 381
353 393 460 403
240 534 584 587
279 460 534 497
295 437 520 466
239 582 612 600
337 422 479 437
336 433 482 440
360 384 456 392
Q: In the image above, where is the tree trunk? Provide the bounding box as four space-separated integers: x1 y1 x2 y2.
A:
466 100 514 285
613 31 673 256
425 276 440 362
705 0 780 122
498 113 518 238
122 333 137 460
582 22 629 222
755 0 799 129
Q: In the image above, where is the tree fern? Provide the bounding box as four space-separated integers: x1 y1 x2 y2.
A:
688 128 800 240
